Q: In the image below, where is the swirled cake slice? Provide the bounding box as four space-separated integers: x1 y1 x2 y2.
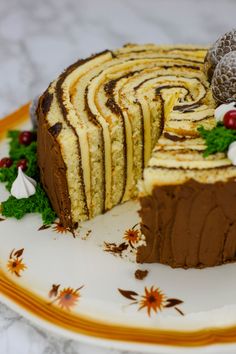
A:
37 44 236 268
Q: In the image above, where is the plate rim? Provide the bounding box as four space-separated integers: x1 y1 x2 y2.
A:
2 270 236 352
1 104 236 351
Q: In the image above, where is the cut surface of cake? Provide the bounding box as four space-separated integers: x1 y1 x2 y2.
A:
37 43 236 268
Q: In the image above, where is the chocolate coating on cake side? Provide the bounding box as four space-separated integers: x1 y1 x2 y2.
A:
37 92 74 231
138 179 236 268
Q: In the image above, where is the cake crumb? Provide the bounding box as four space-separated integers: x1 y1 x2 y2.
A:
134 269 148 280
81 229 92 240
104 242 128 256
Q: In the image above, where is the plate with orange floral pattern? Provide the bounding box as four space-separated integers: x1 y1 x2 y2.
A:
1 105 236 354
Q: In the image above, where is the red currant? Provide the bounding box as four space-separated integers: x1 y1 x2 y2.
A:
0 157 13 168
17 159 28 171
223 110 236 130
19 131 35 146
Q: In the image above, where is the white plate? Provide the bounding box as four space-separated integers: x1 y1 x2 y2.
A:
1 105 236 354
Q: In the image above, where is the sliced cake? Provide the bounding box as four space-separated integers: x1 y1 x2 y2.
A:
37 42 236 268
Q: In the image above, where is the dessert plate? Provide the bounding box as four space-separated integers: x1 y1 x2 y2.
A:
1 105 236 354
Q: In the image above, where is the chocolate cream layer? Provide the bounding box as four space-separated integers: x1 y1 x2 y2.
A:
138 180 236 268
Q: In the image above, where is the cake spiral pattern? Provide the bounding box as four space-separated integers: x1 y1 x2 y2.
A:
37 44 236 267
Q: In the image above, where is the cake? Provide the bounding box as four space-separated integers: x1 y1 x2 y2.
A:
37 43 236 268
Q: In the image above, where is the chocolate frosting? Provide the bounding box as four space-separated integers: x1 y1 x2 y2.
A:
137 179 236 268
37 51 114 225
37 91 74 230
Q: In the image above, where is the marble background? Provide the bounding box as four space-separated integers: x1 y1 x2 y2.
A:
0 0 236 353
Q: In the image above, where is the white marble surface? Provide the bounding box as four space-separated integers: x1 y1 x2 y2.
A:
0 0 236 353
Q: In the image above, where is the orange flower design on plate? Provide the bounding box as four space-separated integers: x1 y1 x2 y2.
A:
48 284 84 311
52 222 69 234
57 288 81 310
139 286 166 316
38 221 77 237
104 223 142 257
123 228 140 246
7 248 27 277
118 286 184 317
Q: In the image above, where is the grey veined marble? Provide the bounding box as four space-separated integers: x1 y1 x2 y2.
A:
0 0 236 119
0 0 236 353
0 302 122 354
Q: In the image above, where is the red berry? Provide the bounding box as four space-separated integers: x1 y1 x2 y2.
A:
17 159 28 171
223 110 236 129
19 131 35 146
0 157 13 168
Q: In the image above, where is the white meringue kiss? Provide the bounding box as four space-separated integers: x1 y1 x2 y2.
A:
227 141 236 166
11 167 37 199
215 102 236 122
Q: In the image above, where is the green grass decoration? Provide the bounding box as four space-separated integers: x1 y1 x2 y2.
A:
0 131 56 224
198 122 236 157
